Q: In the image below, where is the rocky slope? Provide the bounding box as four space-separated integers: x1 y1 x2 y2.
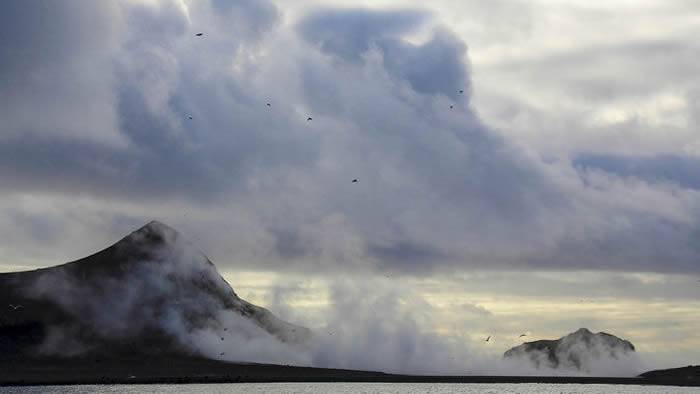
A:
0 221 310 360
504 328 636 373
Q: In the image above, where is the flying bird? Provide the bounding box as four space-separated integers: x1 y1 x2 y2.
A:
519 334 527 338
187 116 193 120
8 304 23 310
220 352 225 356
450 105 454 109
307 117 313 121
221 337 224 341
224 328 228 331
352 179 358 183
195 33 203 37
485 335 491 342
458 89 464 94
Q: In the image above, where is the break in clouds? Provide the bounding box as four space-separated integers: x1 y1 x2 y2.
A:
1 0 700 276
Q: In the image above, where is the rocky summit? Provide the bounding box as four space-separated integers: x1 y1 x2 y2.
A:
0 221 310 360
504 328 635 373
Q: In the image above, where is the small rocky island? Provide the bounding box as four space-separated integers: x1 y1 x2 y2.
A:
504 328 636 373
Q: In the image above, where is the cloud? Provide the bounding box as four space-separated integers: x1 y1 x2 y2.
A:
306 280 496 374
298 9 468 99
1 0 700 278
574 153 700 190
0 1 123 145
298 8 429 63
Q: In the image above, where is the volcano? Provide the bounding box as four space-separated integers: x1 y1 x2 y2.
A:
0 220 310 361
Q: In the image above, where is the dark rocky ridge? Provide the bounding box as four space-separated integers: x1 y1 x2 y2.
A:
0 220 310 360
504 328 635 372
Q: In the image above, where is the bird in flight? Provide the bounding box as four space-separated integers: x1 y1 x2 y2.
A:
266 103 271 107
458 89 464 94
8 304 23 310
221 337 224 341
195 33 203 37
220 352 225 356
519 334 527 338
188 116 193 120
352 179 358 183
307 117 313 121
450 105 454 109
485 335 491 342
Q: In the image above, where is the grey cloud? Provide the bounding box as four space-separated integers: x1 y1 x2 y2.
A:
367 240 447 273
1 2 700 276
0 0 315 203
209 0 279 39
298 9 467 99
124 0 189 45
0 1 122 143
495 40 700 101
379 29 469 99
574 153 700 190
269 228 316 261
298 8 429 63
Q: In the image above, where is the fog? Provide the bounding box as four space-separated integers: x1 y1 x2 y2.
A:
18 223 652 376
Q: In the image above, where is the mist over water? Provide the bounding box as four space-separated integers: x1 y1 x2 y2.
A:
301 282 648 376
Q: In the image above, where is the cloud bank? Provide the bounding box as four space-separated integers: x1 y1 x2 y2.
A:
1 0 699 277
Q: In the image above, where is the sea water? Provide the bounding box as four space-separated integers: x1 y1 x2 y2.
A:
1 383 697 394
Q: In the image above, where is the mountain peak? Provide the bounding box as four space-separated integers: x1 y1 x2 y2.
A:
126 220 180 246
0 221 310 360
93 220 195 272
504 328 636 374
142 220 174 232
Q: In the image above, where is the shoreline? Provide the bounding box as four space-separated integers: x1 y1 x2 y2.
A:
1 357 697 387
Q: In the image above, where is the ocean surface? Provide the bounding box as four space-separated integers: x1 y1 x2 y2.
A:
1 384 697 394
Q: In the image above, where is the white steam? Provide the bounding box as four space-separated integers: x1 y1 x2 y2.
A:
21 224 650 377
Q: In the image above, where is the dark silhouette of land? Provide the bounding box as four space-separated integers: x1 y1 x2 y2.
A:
0 356 698 387
504 328 635 371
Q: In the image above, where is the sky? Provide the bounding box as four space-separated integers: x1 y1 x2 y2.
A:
0 0 699 369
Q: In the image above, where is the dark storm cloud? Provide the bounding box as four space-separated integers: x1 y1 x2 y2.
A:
1 1 700 275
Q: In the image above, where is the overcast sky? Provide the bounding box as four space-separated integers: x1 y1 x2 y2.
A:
1 0 699 368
